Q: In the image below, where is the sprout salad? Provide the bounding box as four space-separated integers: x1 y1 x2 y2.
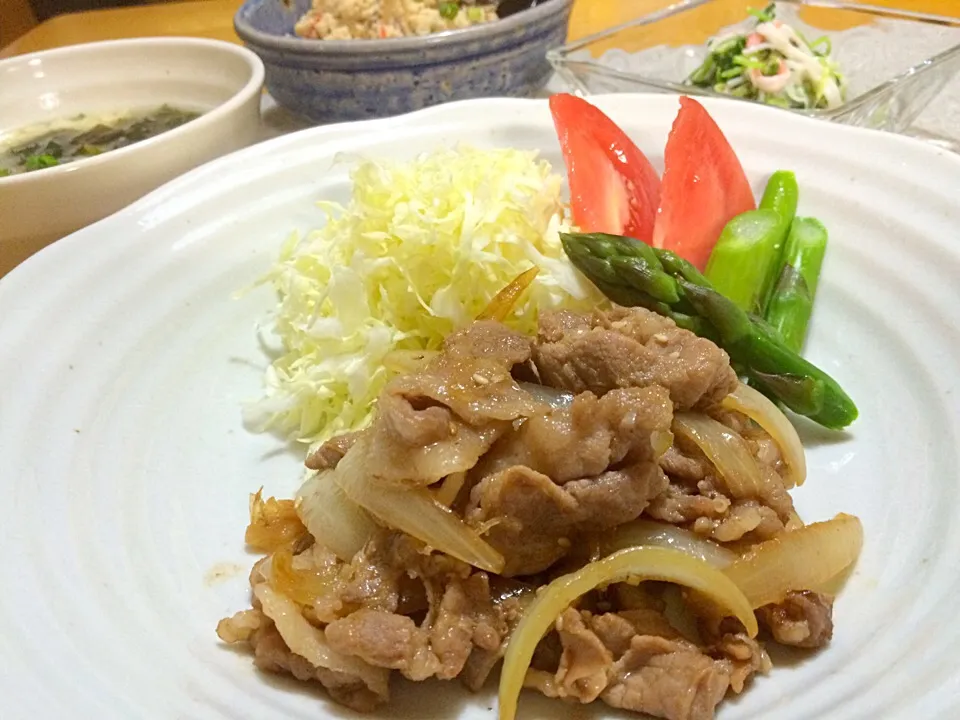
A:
686 4 846 110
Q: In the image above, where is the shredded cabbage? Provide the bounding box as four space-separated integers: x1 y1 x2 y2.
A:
245 145 601 444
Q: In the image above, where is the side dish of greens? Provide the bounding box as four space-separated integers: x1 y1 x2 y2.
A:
686 4 846 110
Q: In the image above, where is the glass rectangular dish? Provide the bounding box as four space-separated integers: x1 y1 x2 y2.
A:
548 0 960 148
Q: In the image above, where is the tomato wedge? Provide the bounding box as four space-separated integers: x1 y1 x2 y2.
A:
549 93 661 242
652 96 756 270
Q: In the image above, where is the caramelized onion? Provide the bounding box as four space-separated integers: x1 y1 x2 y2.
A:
245 489 307 552
334 436 505 573
297 470 378 561
673 413 764 499
601 519 736 568
477 266 540 321
722 382 806 487
254 584 390 697
498 547 757 720
723 513 863 608
269 549 337 606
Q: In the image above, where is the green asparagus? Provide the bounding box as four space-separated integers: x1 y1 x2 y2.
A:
758 170 799 308
561 231 857 430
749 371 826 417
677 280 855 429
764 217 828 352
703 171 798 315
703 209 783 313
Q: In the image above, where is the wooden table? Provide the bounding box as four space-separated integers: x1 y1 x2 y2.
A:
4 0 958 59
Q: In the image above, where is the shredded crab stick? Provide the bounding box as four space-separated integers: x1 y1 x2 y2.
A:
498 546 757 720
746 31 791 94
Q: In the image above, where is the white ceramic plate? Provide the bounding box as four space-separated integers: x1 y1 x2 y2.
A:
1 95 959 720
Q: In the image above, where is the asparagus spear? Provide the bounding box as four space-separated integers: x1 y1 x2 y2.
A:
561 231 857 430
759 170 799 216
677 279 855 429
703 171 798 314
749 371 826 416
757 170 799 308
764 217 828 352
703 209 782 312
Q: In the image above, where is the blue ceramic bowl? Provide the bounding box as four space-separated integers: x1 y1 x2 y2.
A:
234 0 572 123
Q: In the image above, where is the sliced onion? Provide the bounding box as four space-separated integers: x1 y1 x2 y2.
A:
333 436 505 573
517 382 574 410
722 382 807 487
254 583 390 698
673 412 764 499
297 470 377 562
498 547 757 720
601 519 737 568
269 548 337 606
723 513 863 608
651 429 675 459
786 510 805 531
434 471 466 507
477 266 540 321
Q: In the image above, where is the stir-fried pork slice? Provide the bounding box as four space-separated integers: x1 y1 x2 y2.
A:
590 608 683 654
660 446 712 483
527 608 769 720
709 632 772 693
465 385 672 576
325 609 441 681
699 499 785 542
474 386 673 483
217 609 262 643
345 323 547 487
297 530 470 623
312 537 404 622
467 462 667 576
393 320 539 427
442 319 534 368
554 609 614 702
460 579 535 691
758 591 834 649
305 431 362 471
654 437 794 543
429 573 504 677
247 621 389 712
647 484 731 524
534 306 738 410
221 583 392 713
325 573 507 682
601 634 731 720
233 530 520 696
367 391 511 486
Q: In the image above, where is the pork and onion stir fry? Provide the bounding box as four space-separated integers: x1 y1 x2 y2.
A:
218 305 861 720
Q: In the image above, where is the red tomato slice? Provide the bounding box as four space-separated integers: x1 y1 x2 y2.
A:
652 96 756 270
549 93 661 242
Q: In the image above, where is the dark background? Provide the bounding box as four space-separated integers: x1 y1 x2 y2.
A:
30 0 156 21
